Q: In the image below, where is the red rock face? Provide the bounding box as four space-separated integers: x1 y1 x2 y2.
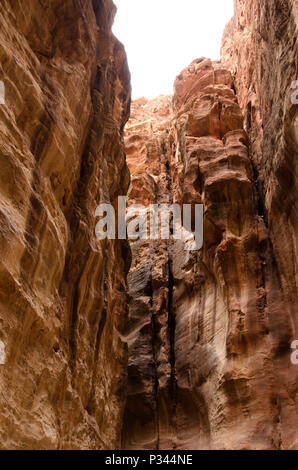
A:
221 0 298 311
123 56 298 450
221 0 298 448
0 0 131 449
122 96 176 449
0 0 297 451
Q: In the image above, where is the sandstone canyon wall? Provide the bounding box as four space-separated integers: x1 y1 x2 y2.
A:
0 0 131 449
0 0 297 451
122 4 298 446
222 0 298 330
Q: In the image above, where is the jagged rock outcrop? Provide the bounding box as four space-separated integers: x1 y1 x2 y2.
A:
122 55 298 449
0 0 131 449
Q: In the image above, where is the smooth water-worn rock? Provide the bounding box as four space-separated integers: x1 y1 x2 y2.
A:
0 0 131 449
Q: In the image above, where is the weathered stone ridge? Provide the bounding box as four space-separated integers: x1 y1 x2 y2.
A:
0 0 131 449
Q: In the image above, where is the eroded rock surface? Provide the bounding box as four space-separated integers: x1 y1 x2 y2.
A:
122 96 176 449
0 0 131 449
0 0 297 452
221 0 298 312
122 57 298 450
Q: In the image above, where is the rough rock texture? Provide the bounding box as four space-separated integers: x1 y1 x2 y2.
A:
122 55 298 449
0 0 131 449
221 0 298 311
220 0 298 447
170 57 297 450
122 96 176 449
0 0 297 452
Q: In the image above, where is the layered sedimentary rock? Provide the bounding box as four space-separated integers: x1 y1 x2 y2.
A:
221 0 298 312
0 0 131 449
170 57 297 450
0 0 297 452
220 0 298 448
122 55 298 449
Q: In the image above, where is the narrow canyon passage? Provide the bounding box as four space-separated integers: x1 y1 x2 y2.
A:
122 96 178 449
0 0 297 450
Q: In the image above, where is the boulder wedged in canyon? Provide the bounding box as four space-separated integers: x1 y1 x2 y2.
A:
0 0 131 449
122 56 298 449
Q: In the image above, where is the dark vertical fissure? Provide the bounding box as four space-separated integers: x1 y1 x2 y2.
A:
149 251 160 450
167 255 177 444
86 253 108 416
163 134 178 444
249 136 283 291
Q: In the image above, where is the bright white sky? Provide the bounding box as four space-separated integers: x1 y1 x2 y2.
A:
113 0 234 99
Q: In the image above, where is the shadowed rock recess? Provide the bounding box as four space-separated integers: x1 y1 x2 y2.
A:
0 0 297 451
